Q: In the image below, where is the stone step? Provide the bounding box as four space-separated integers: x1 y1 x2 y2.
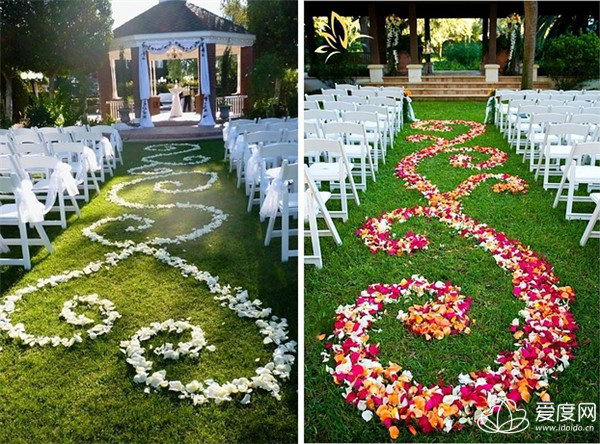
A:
382 75 553 83
411 94 489 101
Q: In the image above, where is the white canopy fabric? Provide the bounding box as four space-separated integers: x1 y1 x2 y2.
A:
138 39 214 128
199 41 216 127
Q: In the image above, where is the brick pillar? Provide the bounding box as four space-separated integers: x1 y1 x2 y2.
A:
240 45 254 111
97 53 112 119
408 3 419 64
131 47 141 118
488 2 497 64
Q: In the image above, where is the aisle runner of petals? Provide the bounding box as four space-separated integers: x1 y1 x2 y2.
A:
0 143 296 407
325 120 577 437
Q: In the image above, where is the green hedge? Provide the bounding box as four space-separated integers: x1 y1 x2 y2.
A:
541 33 600 89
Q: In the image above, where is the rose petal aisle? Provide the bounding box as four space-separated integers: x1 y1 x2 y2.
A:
305 101 599 443
0 140 297 442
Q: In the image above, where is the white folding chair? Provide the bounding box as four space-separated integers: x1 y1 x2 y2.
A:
306 138 359 222
342 111 383 170
304 100 319 110
553 142 600 220
524 113 567 171
535 123 591 189
510 104 549 152
263 161 298 262
51 142 99 201
0 175 53 270
323 121 375 192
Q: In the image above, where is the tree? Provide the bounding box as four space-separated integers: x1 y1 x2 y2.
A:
220 0 248 27
0 0 113 120
521 1 538 89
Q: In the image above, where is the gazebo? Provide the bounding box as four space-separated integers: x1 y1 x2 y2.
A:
98 0 255 127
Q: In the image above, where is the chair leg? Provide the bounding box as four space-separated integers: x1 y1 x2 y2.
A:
565 180 576 219
308 209 322 269
340 176 348 222
33 223 53 253
281 205 289 262
18 221 31 270
264 212 277 246
69 195 81 218
58 191 67 229
580 203 600 246
247 181 256 212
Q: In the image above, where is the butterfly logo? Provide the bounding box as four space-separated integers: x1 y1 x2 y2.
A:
315 12 372 63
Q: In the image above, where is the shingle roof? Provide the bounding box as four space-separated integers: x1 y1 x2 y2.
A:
113 1 250 38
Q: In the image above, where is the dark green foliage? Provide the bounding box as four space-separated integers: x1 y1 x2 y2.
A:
217 47 238 97
541 33 600 89
442 42 482 70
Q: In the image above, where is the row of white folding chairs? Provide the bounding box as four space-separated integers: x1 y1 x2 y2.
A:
0 144 97 269
222 117 296 143
223 120 297 163
507 104 600 148
1 130 112 190
498 98 599 134
0 174 55 269
305 110 387 180
506 117 600 236
1 124 124 167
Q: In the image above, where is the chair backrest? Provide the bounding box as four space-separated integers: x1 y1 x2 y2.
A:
236 123 268 134
335 83 358 91
337 96 367 105
508 99 534 111
267 122 296 131
61 125 86 133
570 114 600 125
40 132 71 144
304 122 320 138
342 111 379 125
257 118 283 124
570 141 600 158
245 130 282 145
323 101 355 112
369 97 396 107
51 142 85 154
530 113 569 125
304 109 338 123
16 154 61 171
551 106 580 115
12 142 48 156
282 129 298 143
304 101 319 110
538 99 564 107
0 134 14 149
323 121 366 138
9 127 38 136
321 89 341 96
13 133 41 144
554 93 577 101
381 89 404 100
304 138 344 156
499 92 525 101
353 90 374 98
36 127 59 134
547 123 590 137
280 160 298 182
0 174 20 193
518 105 549 116
259 142 298 161
305 94 329 103
572 101 594 108
357 104 387 117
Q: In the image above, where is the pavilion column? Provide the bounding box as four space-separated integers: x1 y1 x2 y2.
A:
239 45 254 111
485 2 499 82
131 47 141 118
198 43 218 119
481 16 489 70
98 52 113 119
424 17 432 75
367 4 385 83
109 58 119 99
407 2 422 83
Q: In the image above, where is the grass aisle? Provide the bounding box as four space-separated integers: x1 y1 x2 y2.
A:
304 101 599 443
0 139 297 443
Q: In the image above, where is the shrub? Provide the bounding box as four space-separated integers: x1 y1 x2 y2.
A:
443 41 482 70
541 33 600 89
26 94 64 127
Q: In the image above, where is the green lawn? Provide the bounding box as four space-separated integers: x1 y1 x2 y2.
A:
304 101 599 443
0 139 297 443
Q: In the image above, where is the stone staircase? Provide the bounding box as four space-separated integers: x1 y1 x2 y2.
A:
370 75 554 101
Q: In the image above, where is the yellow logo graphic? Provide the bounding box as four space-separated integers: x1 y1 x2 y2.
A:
315 12 371 63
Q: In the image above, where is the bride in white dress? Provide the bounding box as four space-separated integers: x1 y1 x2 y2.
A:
169 82 184 118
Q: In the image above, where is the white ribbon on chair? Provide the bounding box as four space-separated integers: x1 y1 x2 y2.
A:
43 163 79 212
75 147 100 184
245 148 261 185
231 134 247 162
259 170 285 219
15 179 47 224
101 137 115 160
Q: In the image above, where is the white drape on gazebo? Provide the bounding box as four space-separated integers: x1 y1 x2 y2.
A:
138 39 214 128
199 41 216 127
